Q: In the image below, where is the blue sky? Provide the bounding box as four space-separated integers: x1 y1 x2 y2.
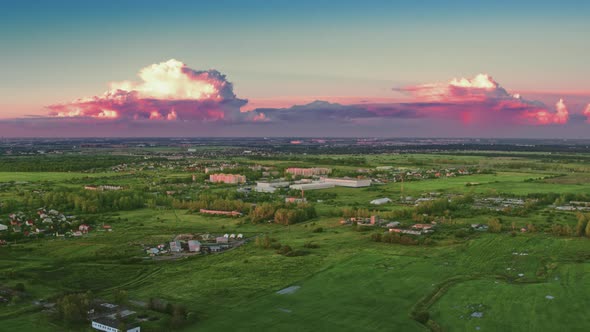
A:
0 0 589 137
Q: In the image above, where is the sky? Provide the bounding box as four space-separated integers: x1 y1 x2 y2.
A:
1 0 590 137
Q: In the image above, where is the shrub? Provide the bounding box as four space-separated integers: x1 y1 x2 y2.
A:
303 242 320 249
312 227 324 233
413 310 430 324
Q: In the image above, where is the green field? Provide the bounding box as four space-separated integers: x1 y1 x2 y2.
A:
1 151 590 331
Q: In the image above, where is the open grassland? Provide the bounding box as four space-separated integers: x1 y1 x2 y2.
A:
2 151 590 331
2 210 589 331
0 172 116 183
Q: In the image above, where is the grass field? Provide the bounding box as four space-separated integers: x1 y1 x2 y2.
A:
1 151 590 331
0 172 115 183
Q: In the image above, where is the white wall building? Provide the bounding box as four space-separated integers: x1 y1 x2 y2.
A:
321 177 371 188
91 318 140 332
255 180 290 193
289 182 335 190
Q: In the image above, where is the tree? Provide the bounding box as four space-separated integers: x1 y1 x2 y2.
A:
585 220 590 238
488 218 502 233
113 289 128 305
575 213 588 236
56 293 90 324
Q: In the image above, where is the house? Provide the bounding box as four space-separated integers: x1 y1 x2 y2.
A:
79 224 91 233
146 248 159 255
216 237 228 244
72 231 83 237
285 197 307 203
237 234 243 239
389 228 423 235
412 224 435 230
0 224 7 231
170 240 182 252
188 240 201 252
385 221 400 228
370 197 392 205
102 225 112 231
91 317 140 332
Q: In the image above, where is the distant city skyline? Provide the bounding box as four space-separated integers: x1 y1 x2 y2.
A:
1 0 589 137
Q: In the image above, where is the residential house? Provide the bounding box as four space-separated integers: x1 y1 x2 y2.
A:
188 240 201 252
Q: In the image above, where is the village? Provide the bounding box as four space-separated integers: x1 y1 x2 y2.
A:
143 232 248 259
0 208 111 242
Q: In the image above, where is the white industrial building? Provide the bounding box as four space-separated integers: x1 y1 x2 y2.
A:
321 177 371 188
255 180 290 193
91 317 140 332
290 182 335 190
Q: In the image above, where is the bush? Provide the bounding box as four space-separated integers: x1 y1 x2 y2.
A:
14 283 25 292
312 227 324 233
453 229 469 238
303 242 320 249
413 310 430 324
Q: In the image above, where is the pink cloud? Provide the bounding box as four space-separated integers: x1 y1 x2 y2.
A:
47 59 247 121
398 74 568 125
585 104 590 123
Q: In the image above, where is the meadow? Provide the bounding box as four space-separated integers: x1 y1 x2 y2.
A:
0 151 589 331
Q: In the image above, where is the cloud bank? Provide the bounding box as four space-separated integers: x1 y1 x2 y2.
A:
1 62 589 137
48 59 247 122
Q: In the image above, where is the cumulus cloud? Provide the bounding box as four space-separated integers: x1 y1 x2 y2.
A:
398 74 568 125
250 74 572 128
47 59 247 122
584 104 590 122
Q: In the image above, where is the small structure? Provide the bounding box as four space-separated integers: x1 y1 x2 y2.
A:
471 224 488 231
216 236 228 244
199 209 243 217
389 228 423 235
285 197 307 204
0 224 7 231
370 198 392 205
385 221 400 228
170 240 182 252
412 224 435 231
79 224 91 233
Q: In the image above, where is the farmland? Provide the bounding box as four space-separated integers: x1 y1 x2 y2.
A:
1 144 589 331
